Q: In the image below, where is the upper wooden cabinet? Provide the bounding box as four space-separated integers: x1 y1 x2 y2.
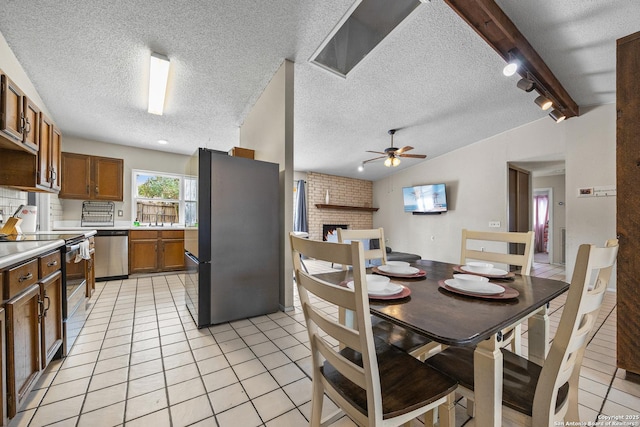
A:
60 152 123 201
0 73 38 154
37 113 61 191
0 70 61 193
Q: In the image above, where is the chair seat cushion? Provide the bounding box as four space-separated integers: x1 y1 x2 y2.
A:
370 315 433 354
425 346 569 417
322 338 457 420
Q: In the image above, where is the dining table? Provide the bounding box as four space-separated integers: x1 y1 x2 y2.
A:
313 259 570 427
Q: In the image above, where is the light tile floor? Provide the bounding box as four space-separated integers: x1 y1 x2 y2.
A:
9 261 639 427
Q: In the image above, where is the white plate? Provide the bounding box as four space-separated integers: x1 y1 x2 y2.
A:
385 261 410 268
444 279 505 295
460 265 509 276
346 281 404 296
378 264 420 275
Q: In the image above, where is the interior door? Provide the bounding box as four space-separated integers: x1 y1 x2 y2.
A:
508 165 531 262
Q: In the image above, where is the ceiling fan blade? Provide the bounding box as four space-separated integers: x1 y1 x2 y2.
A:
395 146 414 155
363 156 387 164
366 150 387 155
399 153 427 159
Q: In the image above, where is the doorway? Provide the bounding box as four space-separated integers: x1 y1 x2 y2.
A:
533 188 552 264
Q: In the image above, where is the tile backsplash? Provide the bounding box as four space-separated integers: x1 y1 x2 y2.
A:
0 186 28 221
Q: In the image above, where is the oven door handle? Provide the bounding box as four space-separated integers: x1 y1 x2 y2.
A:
67 244 80 252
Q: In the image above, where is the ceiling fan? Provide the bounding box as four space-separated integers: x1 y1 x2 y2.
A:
361 129 427 168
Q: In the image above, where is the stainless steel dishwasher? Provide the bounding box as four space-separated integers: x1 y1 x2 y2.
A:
94 229 129 281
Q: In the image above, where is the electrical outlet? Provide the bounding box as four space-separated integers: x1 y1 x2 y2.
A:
118 210 124 217
489 221 501 228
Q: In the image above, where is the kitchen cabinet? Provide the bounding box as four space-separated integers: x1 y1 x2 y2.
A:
0 72 38 154
3 248 63 418
5 284 41 418
129 230 185 274
617 31 640 379
0 307 6 427
86 237 95 297
37 113 62 191
60 152 123 201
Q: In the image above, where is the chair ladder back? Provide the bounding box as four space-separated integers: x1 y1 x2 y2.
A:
337 228 388 270
532 241 618 426
460 229 535 274
289 234 384 424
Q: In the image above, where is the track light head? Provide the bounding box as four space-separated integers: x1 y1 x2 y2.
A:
534 95 553 111
549 109 566 123
503 60 518 77
517 78 535 92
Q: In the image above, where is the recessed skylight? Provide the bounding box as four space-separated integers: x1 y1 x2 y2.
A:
310 0 425 77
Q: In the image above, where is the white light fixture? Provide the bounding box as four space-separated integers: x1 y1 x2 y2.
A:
549 109 566 123
534 95 553 111
391 156 401 167
157 139 168 145
148 52 170 115
358 162 364 172
503 60 518 76
384 157 392 167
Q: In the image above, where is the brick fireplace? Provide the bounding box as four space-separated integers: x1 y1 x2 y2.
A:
306 172 374 241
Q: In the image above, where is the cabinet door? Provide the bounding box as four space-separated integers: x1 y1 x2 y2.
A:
0 74 24 143
39 272 63 369
86 252 95 297
6 284 41 418
38 113 53 188
60 152 91 199
93 156 123 201
161 238 185 271
50 125 62 191
130 239 159 274
0 308 7 427
22 97 39 152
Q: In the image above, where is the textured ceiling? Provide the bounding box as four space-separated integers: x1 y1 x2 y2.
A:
0 0 637 180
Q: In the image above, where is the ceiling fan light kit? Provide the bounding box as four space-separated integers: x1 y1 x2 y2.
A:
361 129 427 168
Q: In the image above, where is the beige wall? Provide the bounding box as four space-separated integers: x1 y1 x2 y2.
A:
373 104 617 287
61 136 191 222
306 172 374 241
239 60 295 311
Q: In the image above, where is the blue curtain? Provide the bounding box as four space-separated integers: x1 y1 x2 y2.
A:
294 180 308 232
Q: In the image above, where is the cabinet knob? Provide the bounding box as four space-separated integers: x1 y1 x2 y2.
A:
86 184 90 194
95 186 99 194
47 260 58 267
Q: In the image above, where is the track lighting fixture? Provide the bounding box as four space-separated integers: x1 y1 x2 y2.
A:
534 95 553 111
549 109 566 123
503 59 518 77
516 78 535 92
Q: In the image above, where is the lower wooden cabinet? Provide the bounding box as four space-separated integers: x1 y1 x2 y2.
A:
6 284 41 418
130 230 185 274
39 271 63 369
0 307 7 427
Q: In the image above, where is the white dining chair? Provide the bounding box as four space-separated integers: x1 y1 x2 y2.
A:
290 233 457 427
337 228 441 362
460 229 535 356
427 239 618 427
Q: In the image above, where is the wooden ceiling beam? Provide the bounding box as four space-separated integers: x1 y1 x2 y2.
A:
445 0 580 118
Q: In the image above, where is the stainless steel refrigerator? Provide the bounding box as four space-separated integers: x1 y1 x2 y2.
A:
184 148 280 327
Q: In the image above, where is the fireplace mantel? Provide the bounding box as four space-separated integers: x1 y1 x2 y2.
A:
315 204 379 212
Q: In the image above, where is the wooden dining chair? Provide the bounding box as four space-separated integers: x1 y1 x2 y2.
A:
290 234 457 427
427 239 619 427
337 228 388 269
460 229 535 355
337 228 440 361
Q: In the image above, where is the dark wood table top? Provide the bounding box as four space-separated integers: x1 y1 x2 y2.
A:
314 259 570 347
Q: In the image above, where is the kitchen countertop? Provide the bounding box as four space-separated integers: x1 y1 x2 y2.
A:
0 240 65 269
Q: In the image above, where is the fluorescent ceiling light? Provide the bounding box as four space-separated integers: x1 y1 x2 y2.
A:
148 52 170 115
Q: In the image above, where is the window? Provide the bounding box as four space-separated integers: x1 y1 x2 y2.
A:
132 170 194 225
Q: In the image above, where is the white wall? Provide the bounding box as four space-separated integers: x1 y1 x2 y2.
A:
61 136 191 222
239 60 295 310
373 104 617 286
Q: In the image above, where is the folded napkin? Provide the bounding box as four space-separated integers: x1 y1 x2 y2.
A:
75 239 91 262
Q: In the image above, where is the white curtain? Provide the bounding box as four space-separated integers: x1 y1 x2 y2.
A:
534 195 549 253
293 180 308 233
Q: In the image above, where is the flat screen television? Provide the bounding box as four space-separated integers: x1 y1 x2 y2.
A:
402 183 448 213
